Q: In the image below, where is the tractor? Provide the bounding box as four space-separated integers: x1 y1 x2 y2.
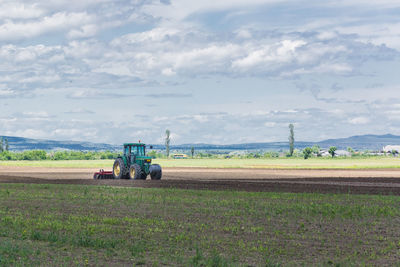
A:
93 143 162 180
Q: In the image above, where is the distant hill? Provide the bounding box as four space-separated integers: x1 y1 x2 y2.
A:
315 134 400 151
0 136 119 151
156 141 315 151
154 134 400 151
0 134 399 151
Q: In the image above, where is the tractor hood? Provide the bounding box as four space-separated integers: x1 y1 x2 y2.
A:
136 156 152 163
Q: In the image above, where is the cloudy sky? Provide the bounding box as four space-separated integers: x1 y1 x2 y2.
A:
0 0 399 145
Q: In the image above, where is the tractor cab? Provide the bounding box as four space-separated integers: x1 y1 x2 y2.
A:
124 143 146 157
122 143 151 167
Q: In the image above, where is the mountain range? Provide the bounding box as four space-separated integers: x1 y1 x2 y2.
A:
0 136 119 151
0 134 399 152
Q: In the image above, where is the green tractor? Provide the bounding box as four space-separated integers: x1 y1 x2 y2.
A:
112 143 162 180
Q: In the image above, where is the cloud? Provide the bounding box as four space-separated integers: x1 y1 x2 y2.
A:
66 88 135 99
64 108 95 114
142 0 262 21
67 24 98 39
0 44 62 62
329 0 400 8
232 40 307 69
335 23 400 50
106 28 398 79
12 129 48 139
144 93 192 98
0 88 16 97
348 117 370 125
0 12 93 41
1 102 398 144
264 122 276 127
20 111 51 118
0 2 397 90
0 2 44 19
0 0 400 144
52 128 95 139
18 0 118 14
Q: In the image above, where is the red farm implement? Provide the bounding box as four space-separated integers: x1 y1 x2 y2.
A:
93 169 114 179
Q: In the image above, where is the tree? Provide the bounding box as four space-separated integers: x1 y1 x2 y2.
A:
5 138 9 151
303 147 312 159
0 137 3 152
165 129 171 157
329 146 337 158
148 150 157 159
312 145 321 157
288 124 294 157
347 147 354 154
191 146 194 158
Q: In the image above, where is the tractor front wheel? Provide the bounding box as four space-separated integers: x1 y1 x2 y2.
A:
113 158 126 179
129 164 143 180
149 164 162 180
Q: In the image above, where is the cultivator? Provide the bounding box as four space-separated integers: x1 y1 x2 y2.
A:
93 169 114 179
93 143 162 180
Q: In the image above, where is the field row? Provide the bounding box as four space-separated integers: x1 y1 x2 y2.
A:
0 157 399 169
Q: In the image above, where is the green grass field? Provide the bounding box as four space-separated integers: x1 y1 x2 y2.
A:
0 157 399 169
1 184 400 266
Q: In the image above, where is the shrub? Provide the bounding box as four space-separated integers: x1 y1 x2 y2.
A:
303 147 312 159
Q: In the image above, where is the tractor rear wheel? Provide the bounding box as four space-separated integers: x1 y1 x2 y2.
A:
149 164 162 180
129 164 143 180
113 158 126 179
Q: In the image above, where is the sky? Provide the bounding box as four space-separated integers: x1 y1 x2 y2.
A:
0 0 400 145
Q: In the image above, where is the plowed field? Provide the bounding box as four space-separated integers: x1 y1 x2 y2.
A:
1 166 400 195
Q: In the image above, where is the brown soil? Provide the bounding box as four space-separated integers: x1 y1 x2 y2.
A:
1 166 400 195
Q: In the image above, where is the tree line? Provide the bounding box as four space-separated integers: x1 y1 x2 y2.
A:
0 150 119 161
0 147 391 161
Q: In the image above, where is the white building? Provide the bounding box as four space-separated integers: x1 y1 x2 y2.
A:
335 150 351 157
320 149 351 157
383 145 400 153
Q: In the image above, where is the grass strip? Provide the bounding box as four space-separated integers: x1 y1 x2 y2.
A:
0 157 400 169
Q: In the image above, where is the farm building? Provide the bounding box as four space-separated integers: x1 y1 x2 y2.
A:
320 150 351 157
383 145 400 153
173 154 188 159
335 150 351 157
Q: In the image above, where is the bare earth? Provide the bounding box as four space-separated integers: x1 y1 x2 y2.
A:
2 166 400 195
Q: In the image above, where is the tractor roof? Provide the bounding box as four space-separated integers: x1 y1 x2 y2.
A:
123 143 146 146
